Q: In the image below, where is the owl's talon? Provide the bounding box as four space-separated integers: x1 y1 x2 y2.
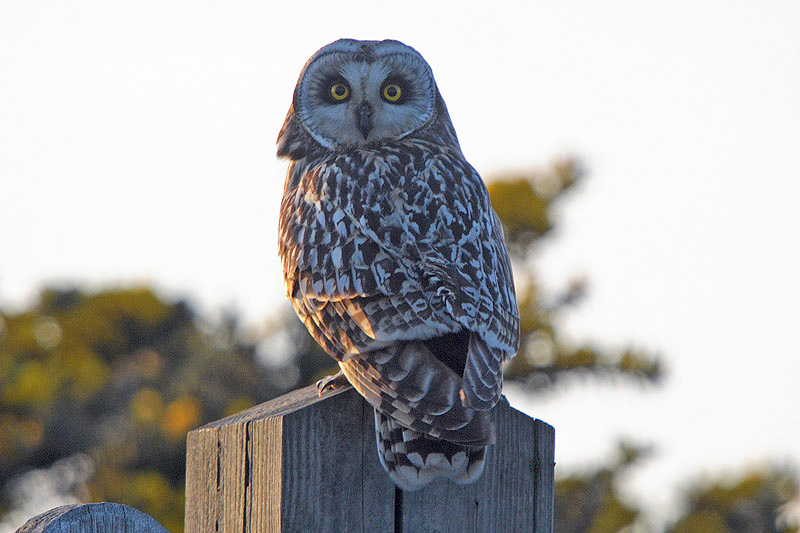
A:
316 371 349 396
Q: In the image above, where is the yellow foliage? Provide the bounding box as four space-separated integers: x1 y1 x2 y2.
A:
90 467 185 533
131 388 164 425
588 490 639 533
51 287 174 357
160 396 200 440
671 509 728 533
91 288 174 329
60 347 111 401
561 348 596 369
3 360 59 407
487 178 549 246
125 471 185 533
127 471 174 514
224 396 256 417
1 314 44 360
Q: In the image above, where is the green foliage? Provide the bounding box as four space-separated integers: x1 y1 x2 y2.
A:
554 449 799 533
0 287 301 531
669 467 799 533
490 160 797 531
487 158 580 255
554 442 649 532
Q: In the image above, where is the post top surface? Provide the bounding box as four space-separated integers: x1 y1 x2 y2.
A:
192 383 351 432
191 383 551 435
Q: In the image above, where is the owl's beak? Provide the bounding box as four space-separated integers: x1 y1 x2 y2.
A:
356 102 373 139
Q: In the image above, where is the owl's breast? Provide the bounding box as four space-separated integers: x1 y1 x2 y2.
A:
278 154 417 299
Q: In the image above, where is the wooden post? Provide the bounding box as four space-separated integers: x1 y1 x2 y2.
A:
185 385 554 533
15 503 169 533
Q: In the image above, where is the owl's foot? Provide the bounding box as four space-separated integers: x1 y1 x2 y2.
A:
316 371 349 396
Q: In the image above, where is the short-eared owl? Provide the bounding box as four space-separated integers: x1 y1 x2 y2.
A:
277 39 519 490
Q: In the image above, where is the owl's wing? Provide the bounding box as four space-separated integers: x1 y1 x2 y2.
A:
280 151 519 409
457 208 519 408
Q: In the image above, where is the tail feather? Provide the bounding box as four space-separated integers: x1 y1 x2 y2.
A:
374 410 487 491
339 342 496 446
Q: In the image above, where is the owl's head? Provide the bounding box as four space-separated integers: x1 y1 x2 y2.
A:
279 39 450 156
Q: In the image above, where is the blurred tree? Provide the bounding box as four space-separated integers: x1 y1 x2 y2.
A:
553 450 800 532
669 467 799 533
0 287 328 532
554 441 650 532
485 160 797 531
488 159 662 391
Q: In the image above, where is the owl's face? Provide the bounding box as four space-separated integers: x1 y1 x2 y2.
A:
291 39 437 149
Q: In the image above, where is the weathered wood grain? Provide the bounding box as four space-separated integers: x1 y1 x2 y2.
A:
533 420 556 533
15 502 169 533
185 425 219 531
185 385 396 532
184 384 555 532
398 398 554 533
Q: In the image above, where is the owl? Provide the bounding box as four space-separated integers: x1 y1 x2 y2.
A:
277 39 519 490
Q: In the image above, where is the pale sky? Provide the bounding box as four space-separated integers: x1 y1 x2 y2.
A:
2 0 799 526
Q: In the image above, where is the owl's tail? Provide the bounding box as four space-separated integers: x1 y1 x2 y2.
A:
338 339 494 490
373 409 487 491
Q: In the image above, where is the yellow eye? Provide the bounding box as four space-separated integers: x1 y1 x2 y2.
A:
330 83 350 101
382 83 402 102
